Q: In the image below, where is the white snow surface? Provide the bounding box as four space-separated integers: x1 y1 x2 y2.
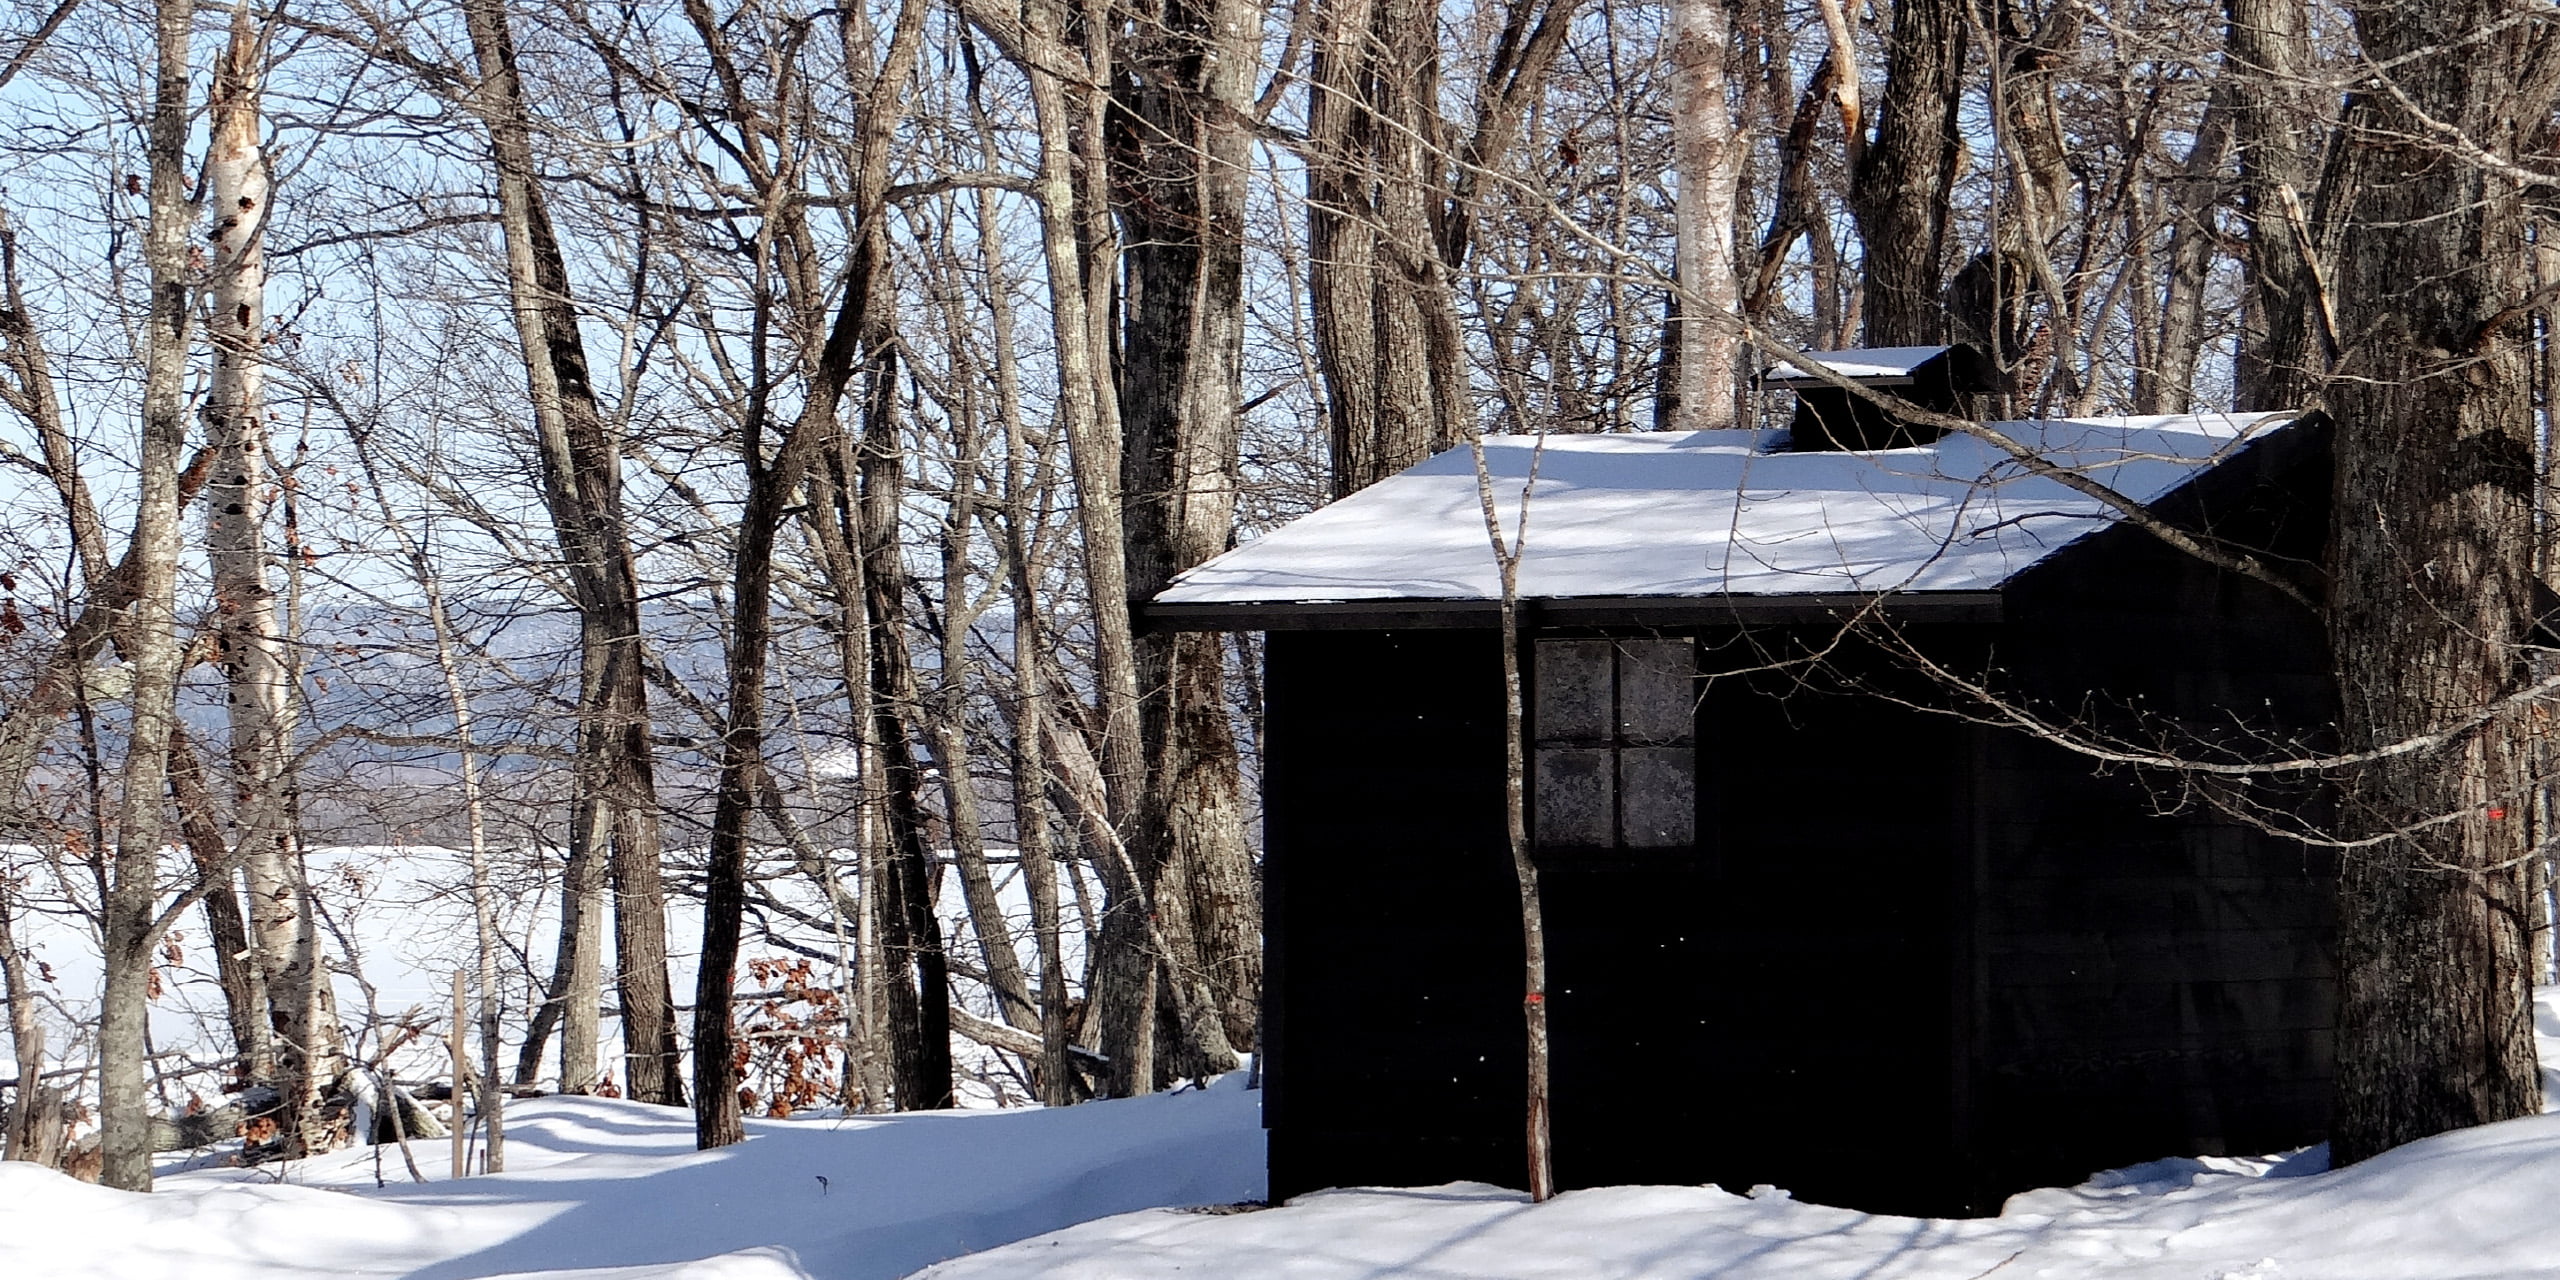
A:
0 1076 1260 1279
14 993 2560 1278
1155 415 2299 606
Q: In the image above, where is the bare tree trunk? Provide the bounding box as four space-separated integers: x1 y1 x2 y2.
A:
609 792 681 1105
2324 0 2550 1164
165 727 271 1081
798 464 898 1112
1010 582 1076 1103
457 0 681 1103
2141 91 2230 414
2226 0 2319 410
2 873 50 1163
97 0 197 1194
855 361 957 1111
1306 0 1461 493
1107 0 1261 1088
1464 441 1551 1202
515 880 590 1090
970 0 1156 1087
344 414 508 1170
1665 0 1743 432
206 4 345 1154
911 288 1037 1038
962 73 1071 1074
690 0 930 1146
1852 0 1969 345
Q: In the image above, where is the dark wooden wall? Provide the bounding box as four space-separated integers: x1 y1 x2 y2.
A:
1970 425 2338 1201
1264 626 1976 1214
1262 628 1525 1201
1542 634 1972 1214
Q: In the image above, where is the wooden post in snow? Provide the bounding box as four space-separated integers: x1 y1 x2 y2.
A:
450 971 468 1179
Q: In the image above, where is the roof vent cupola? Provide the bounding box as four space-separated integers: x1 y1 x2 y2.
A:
1761 343 1999 451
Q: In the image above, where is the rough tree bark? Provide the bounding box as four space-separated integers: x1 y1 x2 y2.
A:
954 44 1082 1089
1306 0 1463 492
1106 0 1263 1089
1309 0 1575 483
1852 0 1969 345
964 0 1158 1084
165 726 272 1083
854 361 957 1111
2322 0 2554 1164
2 874 52 1163
2226 0 2320 411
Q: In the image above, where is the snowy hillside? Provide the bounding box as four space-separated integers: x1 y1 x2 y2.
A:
11 996 2560 1278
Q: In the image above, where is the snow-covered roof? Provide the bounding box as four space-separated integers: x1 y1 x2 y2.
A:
1154 413 2301 612
1762 346 1954 385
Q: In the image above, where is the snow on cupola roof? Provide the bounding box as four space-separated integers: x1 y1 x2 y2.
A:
1761 345 1962 386
1152 413 2302 615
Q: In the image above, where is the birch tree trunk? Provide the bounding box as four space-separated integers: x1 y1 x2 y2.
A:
205 4 346 1154
1665 0 1742 431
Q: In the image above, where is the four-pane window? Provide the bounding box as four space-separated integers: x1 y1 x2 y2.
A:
1532 637 1696 850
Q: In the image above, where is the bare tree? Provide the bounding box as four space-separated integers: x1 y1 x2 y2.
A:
96 0 200 1194
456 0 682 1105
204 1 348 1155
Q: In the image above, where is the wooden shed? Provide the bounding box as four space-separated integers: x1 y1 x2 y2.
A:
1145 364 2338 1217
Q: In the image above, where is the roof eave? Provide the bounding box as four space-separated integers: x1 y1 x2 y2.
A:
1139 590 2006 633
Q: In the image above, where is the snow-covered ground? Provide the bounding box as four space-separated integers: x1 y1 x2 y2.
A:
13 998 2560 1278
922 1137 2545 1280
0 1077 1259 1279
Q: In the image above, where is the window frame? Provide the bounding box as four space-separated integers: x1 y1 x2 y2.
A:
1528 632 1700 853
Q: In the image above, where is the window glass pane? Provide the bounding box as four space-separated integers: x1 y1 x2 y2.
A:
1616 639 1696 745
1534 640 1613 744
1535 748 1614 848
1620 747 1696 848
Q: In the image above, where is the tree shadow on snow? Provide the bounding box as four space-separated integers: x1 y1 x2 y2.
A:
384 1092 1261 1280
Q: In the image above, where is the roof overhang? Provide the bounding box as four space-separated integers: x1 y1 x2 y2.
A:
1140 590 2004 633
